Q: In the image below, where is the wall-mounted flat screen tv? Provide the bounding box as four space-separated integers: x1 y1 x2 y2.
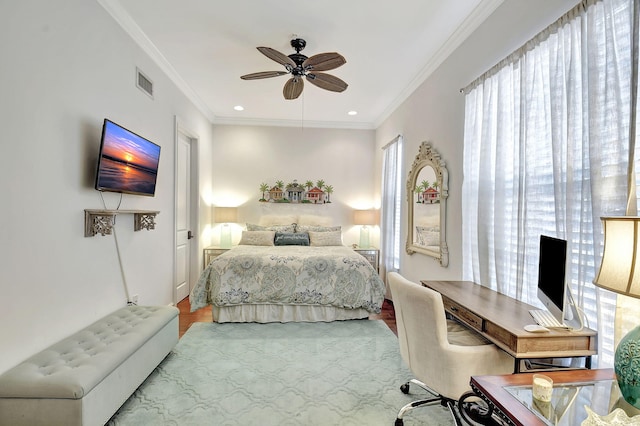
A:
95 119 161 197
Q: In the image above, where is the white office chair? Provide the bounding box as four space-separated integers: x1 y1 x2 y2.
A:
388 272 513 425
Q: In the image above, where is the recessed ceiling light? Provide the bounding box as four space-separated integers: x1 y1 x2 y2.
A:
234 105 244 111
348 110 358 116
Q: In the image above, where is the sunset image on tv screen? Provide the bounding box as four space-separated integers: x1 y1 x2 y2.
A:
96 120 161 196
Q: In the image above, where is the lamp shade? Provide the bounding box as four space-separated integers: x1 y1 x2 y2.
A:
214 207 238 224
593 216 640 299
353 209 377 226
593 216 640 409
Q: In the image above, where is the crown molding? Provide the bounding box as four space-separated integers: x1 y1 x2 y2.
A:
373 0 504 128
97 0 216 122
212 115 375 130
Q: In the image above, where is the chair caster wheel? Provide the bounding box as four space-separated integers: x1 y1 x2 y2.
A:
400 383 410 394
395 418 404 426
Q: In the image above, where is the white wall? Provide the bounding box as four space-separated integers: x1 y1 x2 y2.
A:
210 124 377 247
375 0 578 284
0 0 213 374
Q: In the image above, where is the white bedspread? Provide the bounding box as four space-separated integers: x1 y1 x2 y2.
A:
190 245 385 314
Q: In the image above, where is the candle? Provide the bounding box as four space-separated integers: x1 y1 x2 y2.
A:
532 374 553 402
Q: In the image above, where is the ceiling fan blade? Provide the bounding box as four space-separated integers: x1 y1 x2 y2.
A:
241 71 289 80
306 72 348 93
302 52 346 72
283 77 304 100
257 47 296 69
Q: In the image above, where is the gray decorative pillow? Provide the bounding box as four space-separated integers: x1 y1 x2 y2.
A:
274 232 310 246
246 223 296 233
296 224 341 233
239 230 275 246
308 230 343 246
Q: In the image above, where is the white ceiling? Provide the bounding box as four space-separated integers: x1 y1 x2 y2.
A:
100 0 503 129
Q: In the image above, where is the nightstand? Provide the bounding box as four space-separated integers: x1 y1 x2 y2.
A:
354 248 379 273
203 247 230 269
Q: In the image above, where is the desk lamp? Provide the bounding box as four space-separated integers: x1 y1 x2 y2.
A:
593 216 640 409
353 209 377 249
215 207 238 249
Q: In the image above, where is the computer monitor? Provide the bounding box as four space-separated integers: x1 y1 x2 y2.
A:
537 235 568 324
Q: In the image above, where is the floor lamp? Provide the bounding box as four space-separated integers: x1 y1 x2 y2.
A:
593 216 640 409
215 207 238 249
353 209 377 249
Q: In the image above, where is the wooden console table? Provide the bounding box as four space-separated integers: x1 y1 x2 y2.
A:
421 281 597 373
468 369 639 426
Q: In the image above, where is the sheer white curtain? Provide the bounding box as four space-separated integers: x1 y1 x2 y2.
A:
381 135 403 281
462 0 636 367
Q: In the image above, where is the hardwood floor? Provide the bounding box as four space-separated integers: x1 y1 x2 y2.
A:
368 299 397 335
177 298 397 337
177 297 212 337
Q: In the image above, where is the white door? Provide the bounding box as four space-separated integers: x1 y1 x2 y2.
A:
175 131 192 302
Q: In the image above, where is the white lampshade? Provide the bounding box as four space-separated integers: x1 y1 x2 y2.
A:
353 209 377 225
214 207 238 224
593 216 640 299
593 216 640 410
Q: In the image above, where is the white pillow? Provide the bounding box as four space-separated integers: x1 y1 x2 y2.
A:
258 215 298 226
416 226 439 246
297 214 332 226
239 230 275 246
309 230 343 246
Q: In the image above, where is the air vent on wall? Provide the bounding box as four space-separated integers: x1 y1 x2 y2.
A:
136 67 153 99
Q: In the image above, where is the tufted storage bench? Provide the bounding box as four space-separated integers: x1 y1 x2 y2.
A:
0 305 178 426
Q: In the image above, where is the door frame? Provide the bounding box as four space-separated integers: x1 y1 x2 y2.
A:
174 116 200 305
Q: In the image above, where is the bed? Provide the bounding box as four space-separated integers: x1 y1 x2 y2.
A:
190 217 386 323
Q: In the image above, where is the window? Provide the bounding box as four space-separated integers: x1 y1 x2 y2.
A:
381 135 403 275
462 0 636 367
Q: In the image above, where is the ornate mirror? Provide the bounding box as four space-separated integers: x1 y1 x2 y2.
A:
406 141 449 266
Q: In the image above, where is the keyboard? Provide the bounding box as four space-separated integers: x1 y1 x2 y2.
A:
529 309 567 328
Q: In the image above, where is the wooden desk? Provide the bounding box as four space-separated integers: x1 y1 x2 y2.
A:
421 281 597 372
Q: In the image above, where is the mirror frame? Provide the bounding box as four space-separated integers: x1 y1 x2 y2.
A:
405 141 449 266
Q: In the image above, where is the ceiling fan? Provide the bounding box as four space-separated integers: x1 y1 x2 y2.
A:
240 38 348 100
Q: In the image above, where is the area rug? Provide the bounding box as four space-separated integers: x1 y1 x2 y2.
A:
107 320 455 426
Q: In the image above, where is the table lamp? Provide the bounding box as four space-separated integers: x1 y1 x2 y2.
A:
353 209 377 249
593 216 640 409
215 207 238 249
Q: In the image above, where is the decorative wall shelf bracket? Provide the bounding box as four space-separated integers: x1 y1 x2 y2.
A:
84 210 160 237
